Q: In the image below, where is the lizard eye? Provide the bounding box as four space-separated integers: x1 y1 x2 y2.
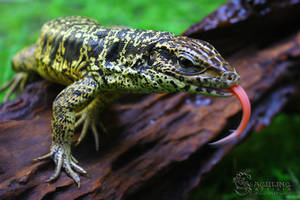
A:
179 58 193 68
177 57 206 75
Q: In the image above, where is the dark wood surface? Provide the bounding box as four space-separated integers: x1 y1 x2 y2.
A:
0 0 299 199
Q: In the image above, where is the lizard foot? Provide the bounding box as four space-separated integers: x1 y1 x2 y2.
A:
34 144 87 188
75 110 106 151
0 72 28 102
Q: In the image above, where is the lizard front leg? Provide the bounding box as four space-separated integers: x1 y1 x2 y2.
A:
35 74 101 187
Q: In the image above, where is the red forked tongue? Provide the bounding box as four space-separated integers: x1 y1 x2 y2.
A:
210 85 251 146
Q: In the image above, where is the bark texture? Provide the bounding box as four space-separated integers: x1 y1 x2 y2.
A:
0 0 300 199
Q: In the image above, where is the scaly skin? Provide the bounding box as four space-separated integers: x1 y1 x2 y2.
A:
0 16 240 187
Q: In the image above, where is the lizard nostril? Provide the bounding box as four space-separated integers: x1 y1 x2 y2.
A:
221 72 240 86
221 72 234 81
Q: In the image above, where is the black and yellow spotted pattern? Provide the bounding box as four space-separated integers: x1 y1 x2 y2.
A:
3 16 240 187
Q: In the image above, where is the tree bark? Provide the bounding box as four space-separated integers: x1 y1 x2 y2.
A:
0 0 300 199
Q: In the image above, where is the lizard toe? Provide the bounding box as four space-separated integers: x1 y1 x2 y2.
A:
63 159 81 187
71 161 87 175
33 151 52 161
46 152 63 183
0 72 28 102
75 111 103 151
35 144 86 187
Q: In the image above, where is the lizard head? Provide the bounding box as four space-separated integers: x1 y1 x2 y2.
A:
145 36 240 96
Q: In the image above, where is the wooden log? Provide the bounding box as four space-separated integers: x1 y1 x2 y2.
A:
0 0 299 199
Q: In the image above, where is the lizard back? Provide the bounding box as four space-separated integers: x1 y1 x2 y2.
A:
35 16 173 85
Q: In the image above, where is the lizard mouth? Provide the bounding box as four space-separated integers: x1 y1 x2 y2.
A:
207 87 234 97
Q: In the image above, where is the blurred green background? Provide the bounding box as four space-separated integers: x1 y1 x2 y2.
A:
0 0 299 199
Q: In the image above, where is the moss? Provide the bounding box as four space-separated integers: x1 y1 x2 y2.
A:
192 114 300 200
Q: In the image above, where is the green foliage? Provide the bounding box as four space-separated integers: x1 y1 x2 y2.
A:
192 114 300 200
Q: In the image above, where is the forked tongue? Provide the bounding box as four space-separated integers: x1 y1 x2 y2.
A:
210 85 251 146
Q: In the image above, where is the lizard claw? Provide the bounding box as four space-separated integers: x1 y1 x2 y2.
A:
75 110 106 151
34 144 87 187
0 72 28 102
